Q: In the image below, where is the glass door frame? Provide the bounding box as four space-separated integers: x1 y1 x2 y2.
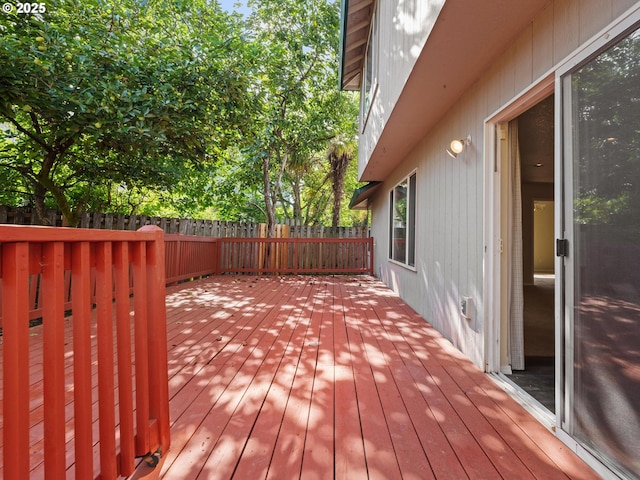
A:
556 7 640 478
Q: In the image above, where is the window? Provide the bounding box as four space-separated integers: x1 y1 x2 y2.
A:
361 11 378 127
389 172 416 267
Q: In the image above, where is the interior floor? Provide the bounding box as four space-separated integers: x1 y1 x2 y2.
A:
508 274 555 412
508 356 555 412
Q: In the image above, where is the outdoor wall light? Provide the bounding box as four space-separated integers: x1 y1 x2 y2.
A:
446 134 472 158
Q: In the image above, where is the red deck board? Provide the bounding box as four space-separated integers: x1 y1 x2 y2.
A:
332 283 367 479
0 275 602 480
266 283 325 479
340 285 405 480
198 284 308 479
370 287 538 479
161 280 305 478
357 323 469 476
300 284 336 480
370 285 600 480
353 296 435 480
232 284 317 479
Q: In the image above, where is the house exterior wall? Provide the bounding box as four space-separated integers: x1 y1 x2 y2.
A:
365 0 638 368
358 0 445 171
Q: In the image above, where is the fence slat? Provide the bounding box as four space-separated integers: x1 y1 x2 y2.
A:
216 237 373 275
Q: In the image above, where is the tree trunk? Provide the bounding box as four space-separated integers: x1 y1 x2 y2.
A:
37 174 80 227
262 156 276 238
329 151 349 228
292 173 303 224
32 183 49 225
332 180 343 227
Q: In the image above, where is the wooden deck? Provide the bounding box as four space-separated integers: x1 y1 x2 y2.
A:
156 275 598 480
2 275 601 479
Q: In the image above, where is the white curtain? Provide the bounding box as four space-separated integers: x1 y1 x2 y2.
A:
508 119 525 371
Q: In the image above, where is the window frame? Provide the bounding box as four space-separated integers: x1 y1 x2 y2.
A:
389 171 417 269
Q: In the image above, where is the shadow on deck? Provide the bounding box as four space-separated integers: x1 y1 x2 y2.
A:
153 275 598 480
0 274 600 479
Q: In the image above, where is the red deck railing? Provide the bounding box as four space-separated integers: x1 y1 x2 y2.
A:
164 233 218 285
0 233 219 325
217 237 374 275
0 234 374 325
0 229 371 477
0 225 170 479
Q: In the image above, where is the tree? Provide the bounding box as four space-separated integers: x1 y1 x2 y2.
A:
242 0 357 235
0 0 251 225
327 135 356 227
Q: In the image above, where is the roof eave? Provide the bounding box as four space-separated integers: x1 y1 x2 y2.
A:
349 181 382 209
358 0 550 182
339 0 375 91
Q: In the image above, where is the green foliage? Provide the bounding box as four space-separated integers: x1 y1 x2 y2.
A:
0 0 251 225
230 0 361 232
573 29 640 234
575 191 630 225
0 0 363 228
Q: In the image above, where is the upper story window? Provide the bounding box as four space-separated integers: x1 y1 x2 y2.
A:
389 172 416 267
361 10 378 129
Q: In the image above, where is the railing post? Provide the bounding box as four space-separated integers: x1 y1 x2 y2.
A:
42 242 67 479
139 225 171 454
2 242 30 480
71 242 94 479
114 241 136 476
96 241 118 479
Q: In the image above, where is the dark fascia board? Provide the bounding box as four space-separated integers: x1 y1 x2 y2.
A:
338 0 349 90
349 181 382 209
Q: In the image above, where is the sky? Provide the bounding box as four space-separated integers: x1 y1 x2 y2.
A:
218 0 252 16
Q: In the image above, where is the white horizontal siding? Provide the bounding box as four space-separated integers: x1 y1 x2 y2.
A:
368 0 637 367
359 0 445 176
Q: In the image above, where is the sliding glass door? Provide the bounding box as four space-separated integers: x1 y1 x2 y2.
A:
562 24 640 478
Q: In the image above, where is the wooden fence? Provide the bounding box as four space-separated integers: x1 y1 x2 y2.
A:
0 225 170 479
0 206 369 238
